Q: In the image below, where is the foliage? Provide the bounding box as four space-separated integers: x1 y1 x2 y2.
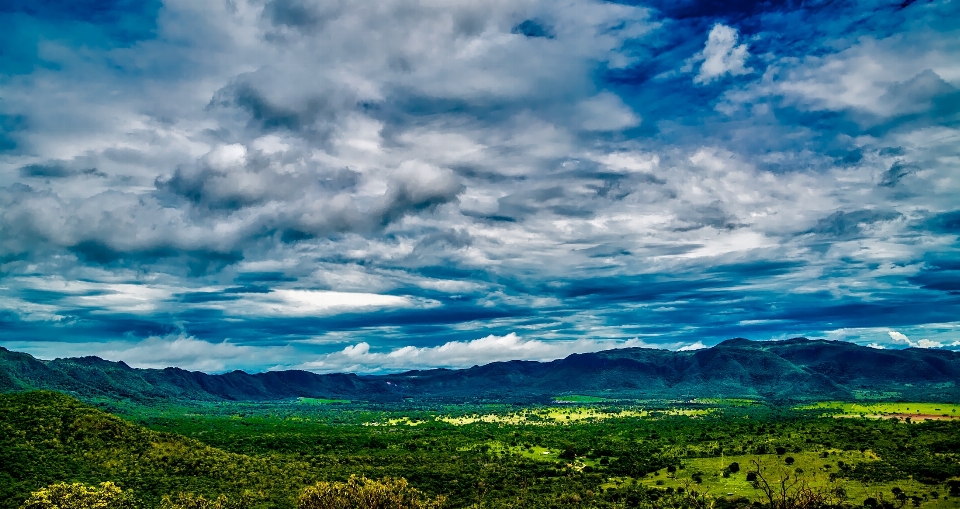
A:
3 391 960 509
159 493 250 509
298 476 445 509
20 482 134 509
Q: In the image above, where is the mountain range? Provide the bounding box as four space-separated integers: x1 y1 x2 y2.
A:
2 338 958 403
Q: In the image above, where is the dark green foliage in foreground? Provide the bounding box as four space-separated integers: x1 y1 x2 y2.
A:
3 391 960 509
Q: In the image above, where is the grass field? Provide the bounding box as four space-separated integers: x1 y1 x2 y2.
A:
800 401 960 420
297 397 351 405
635 451 960 508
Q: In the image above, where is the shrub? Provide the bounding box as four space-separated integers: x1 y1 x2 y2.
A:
20 482 134 509
785 457 795 465
729 462 740 473
298 475 445 509
160 493 249 509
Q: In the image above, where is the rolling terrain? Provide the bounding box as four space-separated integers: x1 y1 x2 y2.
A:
2 338 959 403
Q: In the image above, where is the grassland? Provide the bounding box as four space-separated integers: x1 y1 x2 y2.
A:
800 401 960 420
634 450 960 509
297 397 351 405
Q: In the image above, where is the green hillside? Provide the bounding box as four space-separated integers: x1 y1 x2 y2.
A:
0 391 309 509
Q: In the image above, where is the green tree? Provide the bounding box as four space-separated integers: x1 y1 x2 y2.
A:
20 482 134 509
159 493 250 509
298 476 444 509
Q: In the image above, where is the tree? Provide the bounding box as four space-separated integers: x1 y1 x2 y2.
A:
728 462 740 473
750 458 846 509
559 445 577 460
20 482 134 509
298 476 445 509
160 493 251 509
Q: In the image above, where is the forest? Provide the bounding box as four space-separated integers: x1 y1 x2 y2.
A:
2 391 960 509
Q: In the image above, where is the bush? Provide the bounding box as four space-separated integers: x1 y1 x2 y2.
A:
948 480 960 497
298 476 445 509
729 462 740 473
160 493 250 509
746 472 758 482
20 482 134 509
785 457 795 465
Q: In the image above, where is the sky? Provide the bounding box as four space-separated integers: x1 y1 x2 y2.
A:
1 0 959 374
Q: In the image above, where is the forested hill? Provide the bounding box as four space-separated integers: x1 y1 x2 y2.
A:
2 338 959 403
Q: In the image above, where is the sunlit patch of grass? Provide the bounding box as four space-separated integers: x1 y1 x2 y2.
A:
798 401 959 420
634 451 951 506
297 397 351 405
691 398 759 407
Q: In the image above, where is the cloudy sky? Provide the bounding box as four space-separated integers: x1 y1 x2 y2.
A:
1 0 959 373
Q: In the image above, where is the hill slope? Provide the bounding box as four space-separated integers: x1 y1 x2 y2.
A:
2 338 959 403
0 391 308 509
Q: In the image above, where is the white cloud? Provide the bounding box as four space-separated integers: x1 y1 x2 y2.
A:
96 335 277 372
741 33 960 118
295 333 709 373
693 24 751 84
887 330 941 349
7 335 284 373
678 341 707 351
576 92 641 131
210 289 424 317
888 330 910 343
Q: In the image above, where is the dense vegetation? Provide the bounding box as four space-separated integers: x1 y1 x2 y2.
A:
2 391 960 509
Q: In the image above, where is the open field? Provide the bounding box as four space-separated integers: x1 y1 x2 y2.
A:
298 397 352 405
801 401 960 421
634 451 960 506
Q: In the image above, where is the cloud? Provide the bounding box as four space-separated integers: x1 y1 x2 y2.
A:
213 289 424 317
887 330 942 349
97 335 281 372
294 333 707 373
678 341 707 351
1 0 960 372
693 24 751 84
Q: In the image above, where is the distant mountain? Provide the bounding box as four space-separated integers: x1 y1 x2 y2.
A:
2 338 959 403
